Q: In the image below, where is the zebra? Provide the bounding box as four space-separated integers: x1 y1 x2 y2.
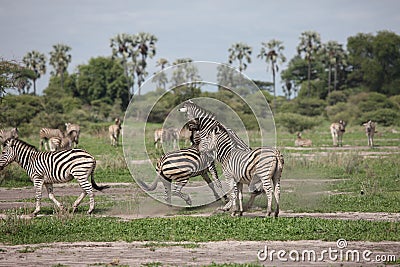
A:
49 134 73 151
330 120 346 147
109 118 122 146
198 119 284 217
294 132 312 147
154 127 179 149
137 133 227 206
39 127 64 151
363 120 376 147
0 127 19 144
65 123 80 148
179 100 265 209
0 138 109 215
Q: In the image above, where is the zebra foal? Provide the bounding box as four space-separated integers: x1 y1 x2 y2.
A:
198 119 284 217
0 138 109 215
39 127 64 151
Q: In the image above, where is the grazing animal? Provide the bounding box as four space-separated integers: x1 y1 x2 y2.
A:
0 139 109 215
199 120 284 217
330 120 346 147
109 118 122 146
39 128 64 151
294 132 312 147
154 128 178 149
48 134 73 151
65 123 80 148
137 131 227 206
363 120 376 147
0 128 19 144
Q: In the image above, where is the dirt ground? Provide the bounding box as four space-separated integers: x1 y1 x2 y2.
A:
0 183 399 266
1 145 400 266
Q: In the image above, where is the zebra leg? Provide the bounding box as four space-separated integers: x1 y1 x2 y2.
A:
160 178 172 206
172 184 192 205
74 174 95 214
72 191 87 213
235 182 244 216
208 163 228 203
45 184 64 211
230 182 240 217
32 179 44 216
261 177 273 217
201 172 222 202
246 190 263 211
219 179 235 212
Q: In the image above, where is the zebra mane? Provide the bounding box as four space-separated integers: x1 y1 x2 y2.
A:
184 100 216 119
4 138 38 151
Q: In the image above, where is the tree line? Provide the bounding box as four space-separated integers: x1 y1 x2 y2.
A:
1 30 400 134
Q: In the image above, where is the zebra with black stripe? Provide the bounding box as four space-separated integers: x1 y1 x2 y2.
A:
179 100 265 209
138 128 227 205
39 127 64 151
198 119 284 217
65 123 80 148
0 138 109 215
179 100 250 151
0 127 19 144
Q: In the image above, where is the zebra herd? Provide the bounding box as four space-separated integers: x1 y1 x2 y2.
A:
294 119 377 147
0 100 378 217
139 100 284 217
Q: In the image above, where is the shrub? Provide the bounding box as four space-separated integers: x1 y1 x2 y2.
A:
358 108 400 126
326 91 348 105
275 113 323 133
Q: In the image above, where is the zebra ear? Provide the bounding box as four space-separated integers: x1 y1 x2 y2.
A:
213 125 222 135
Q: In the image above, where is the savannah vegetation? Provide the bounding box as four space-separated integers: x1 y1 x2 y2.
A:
0 30 399 247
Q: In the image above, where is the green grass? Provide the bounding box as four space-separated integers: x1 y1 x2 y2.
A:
0 214 399 245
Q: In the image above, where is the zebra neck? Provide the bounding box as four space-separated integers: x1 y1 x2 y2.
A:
15 146 38 170
216 136 233 166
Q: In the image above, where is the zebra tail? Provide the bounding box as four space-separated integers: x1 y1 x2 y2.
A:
136 175 159 191
90 163 110 191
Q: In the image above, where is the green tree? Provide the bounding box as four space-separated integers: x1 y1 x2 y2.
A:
228 42 252 73
171 58 201 104
297 31 322 97
22 50 46 95
49 44 72 91
258 39 286 111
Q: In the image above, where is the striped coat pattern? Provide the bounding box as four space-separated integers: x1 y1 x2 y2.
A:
39 128 64 151
137 140 226 205
199 120 284 217
0 139 108 215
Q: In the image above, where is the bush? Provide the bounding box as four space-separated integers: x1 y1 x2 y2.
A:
359 108 400 126
275 113 323 133
293 98 327 117
326 91 348 105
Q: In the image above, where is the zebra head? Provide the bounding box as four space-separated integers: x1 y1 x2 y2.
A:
0 139 18 170
198 124 223 159
363 120 375 134
178 100 216 120
338 120 346 132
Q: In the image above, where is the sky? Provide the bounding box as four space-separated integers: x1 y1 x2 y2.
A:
1 0 400 96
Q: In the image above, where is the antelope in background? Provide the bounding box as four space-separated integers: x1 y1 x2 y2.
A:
363 120 376 147
294 132 312 147
330 120 346 147
109 118 122 146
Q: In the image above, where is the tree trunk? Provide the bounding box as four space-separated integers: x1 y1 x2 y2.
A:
334 63 338 91
272 63 276 112
328 64 332 95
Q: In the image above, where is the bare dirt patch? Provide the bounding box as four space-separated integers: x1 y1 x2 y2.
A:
0 240 399 266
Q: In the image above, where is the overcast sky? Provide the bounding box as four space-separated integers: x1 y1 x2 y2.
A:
1 0 400 95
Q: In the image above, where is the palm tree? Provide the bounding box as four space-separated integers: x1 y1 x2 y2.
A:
132 32 157 95
258 39 286 111
297 31 322 97
320 41 347 94
49 44 72 90
110 33 134 97
228 42 252 73
22 50 46 95
152 58 169 90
